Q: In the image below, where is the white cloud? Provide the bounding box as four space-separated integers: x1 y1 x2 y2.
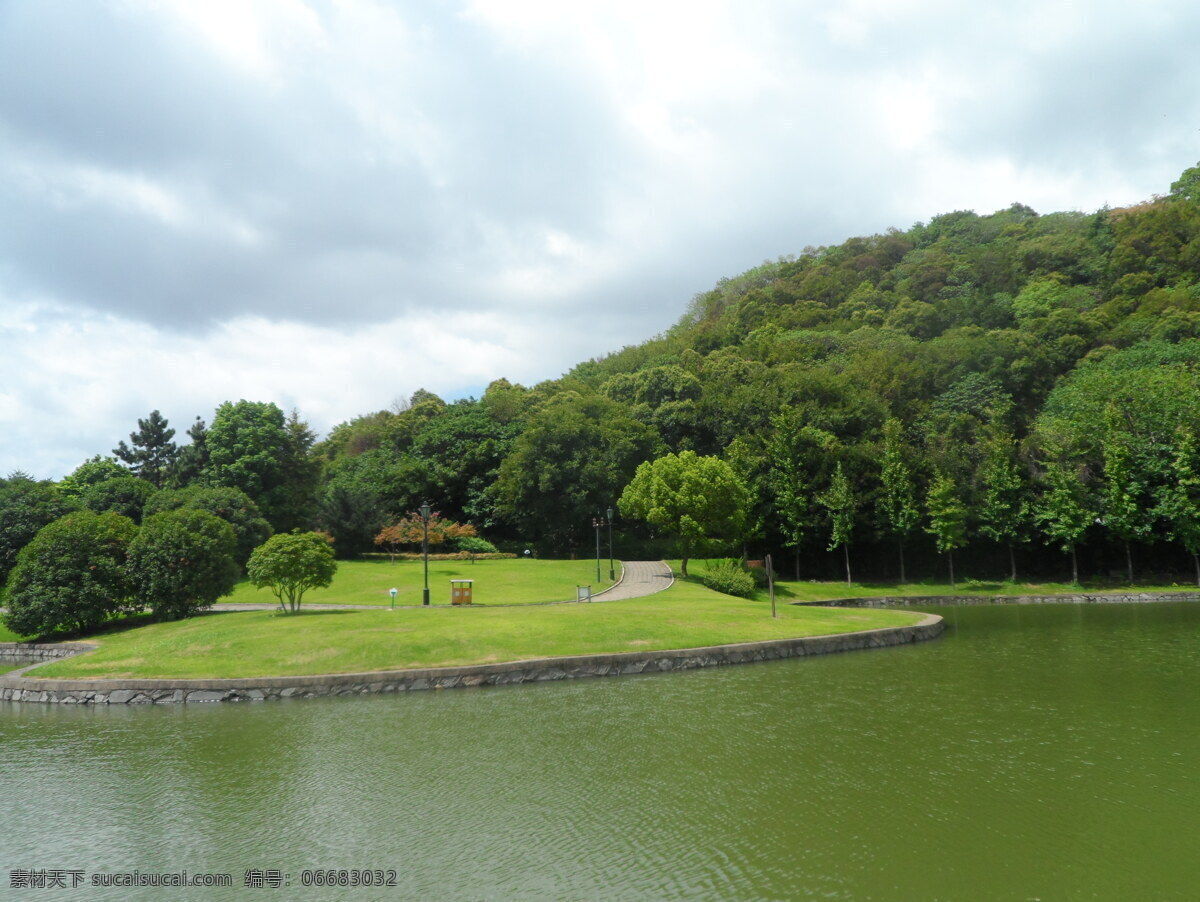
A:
0 297 613 478
2 0 1199 477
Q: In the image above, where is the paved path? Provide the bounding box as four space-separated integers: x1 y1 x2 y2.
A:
591 560 674 601
208 561 675 611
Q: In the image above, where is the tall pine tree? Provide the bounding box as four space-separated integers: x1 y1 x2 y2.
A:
113 410 179 488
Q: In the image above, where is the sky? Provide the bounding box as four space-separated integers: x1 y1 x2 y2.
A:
2 0 1199 479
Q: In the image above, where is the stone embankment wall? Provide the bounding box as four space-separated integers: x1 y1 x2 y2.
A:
0 616 943 705
0 642 95 663
800 592 1200 608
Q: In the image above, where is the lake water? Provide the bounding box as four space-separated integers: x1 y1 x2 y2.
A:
3 602 1198 900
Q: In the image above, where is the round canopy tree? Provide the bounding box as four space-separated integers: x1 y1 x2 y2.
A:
127 509 240 620
618 450 749 578
3 511 137 637
246 531 337 613
144 484 272 568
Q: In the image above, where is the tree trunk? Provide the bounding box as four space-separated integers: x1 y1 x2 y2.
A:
795 549 800 581
1125 542 1134 585
948 551 955 588
1070 544 1079 585
1193 552 1199 588
680 556 689 578
844 544 852 586
1009 544 1017 583
898 539 906 584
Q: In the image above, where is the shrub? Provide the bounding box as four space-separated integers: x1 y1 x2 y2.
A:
145 485 272 568
127 510 240 620
456 535 499 559
3 511 137 637
699 559 757 598
746 560 775 588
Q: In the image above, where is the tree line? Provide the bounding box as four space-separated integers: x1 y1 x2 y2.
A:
5 163 1200 590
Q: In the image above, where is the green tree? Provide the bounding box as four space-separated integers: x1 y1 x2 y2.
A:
925 471 968 587
82 475 157 524
202 400 291 527
170 416 209 485
1169 161 1200 202
246 531 337 613
618 450 748 578
877 418 921 582
127 510 239 620
0 475 81 584
978 427 1029 582
59 456 128 499
272 409 323 533
495 393 662 554
819 462 857 586
144 485 272 569
408 400 522 526
768 414 836 580
317 449 426 556
3 511 137 637
113 410 179 488
1101 406 1152 584
724 436 768 560
1035 458 1093 585
1156 426 1200 586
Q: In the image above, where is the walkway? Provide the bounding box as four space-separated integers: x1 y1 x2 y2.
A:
208 561 675 611
592 560 674 601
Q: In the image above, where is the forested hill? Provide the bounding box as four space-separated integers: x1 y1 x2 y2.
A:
309 162 1200 580
12 163 1200 585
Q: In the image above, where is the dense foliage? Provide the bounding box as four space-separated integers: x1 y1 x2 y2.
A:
127 510 240 620
3 512 137 636
9 162 1200 587
143 485 272 568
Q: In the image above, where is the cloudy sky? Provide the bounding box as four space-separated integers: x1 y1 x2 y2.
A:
2 0 1199 478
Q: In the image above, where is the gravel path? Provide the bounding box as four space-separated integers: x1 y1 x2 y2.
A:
208 561 675 611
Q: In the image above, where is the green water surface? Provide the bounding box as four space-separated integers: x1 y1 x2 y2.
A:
2 602 1198 900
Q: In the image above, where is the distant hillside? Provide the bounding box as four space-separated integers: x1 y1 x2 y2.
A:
28 162 1200 586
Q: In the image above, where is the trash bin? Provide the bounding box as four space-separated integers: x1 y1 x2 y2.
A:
451 579 474 605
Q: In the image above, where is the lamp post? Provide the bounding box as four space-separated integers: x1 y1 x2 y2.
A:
421 502 431 606
592 515 602 583
606 506 615 581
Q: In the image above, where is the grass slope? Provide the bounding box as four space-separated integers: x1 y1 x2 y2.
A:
29 580 925 680
228 558 621 607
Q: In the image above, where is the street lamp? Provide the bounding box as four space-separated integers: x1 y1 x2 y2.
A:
606 506 615 582
592 514 602 583
420 501 431 606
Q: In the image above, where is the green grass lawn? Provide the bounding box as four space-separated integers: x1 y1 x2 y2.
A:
675 560 1199 605
28 579 927 680
228 557 622 607
0 623 26 643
